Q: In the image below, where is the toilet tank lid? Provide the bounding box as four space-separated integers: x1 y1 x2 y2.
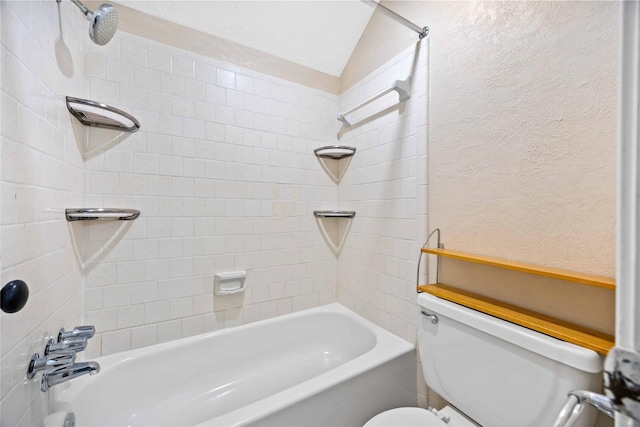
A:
417 293 603 373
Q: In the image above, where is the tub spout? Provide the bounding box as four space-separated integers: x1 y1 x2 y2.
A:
41 361 100 392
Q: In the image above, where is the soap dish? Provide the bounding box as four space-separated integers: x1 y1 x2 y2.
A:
214 271 246 295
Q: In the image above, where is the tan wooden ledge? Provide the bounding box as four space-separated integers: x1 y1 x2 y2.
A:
422 248 615 290
417 284 614 355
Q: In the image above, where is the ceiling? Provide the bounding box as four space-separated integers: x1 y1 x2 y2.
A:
122 1 377 77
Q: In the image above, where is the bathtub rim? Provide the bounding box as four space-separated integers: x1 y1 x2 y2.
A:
62 302 415 427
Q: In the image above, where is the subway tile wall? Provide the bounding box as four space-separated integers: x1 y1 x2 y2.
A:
336 41 429 406
1 1 89 425
80 32 340 358
1 9 428 424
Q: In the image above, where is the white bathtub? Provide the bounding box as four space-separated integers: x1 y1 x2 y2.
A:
51 303 416 426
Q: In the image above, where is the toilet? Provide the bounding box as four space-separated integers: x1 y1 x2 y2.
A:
365 293 604 427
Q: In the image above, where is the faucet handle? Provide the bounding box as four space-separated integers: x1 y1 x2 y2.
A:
45 337 87 355
27 352 75 380
58 326 95 342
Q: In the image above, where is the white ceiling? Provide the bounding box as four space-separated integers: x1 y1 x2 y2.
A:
122 1 377 77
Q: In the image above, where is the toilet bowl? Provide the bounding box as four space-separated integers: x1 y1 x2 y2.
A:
365 406 477 427
364 293 603 427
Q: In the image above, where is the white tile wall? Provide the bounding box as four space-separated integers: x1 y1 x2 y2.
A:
336 41 429 406
81 32 340 358
1 7 429 425
0 1 89 425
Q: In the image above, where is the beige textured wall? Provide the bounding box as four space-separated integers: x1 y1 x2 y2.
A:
427 1 617 276
343 1 618 421
346 2 617 276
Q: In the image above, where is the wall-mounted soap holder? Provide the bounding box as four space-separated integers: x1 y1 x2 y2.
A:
65 208 140 221
314 146 356 184
314 146 356 160
313 210 356 255
214 271 246 295
313 210 356 219
66 97 141 160
66 97 140 132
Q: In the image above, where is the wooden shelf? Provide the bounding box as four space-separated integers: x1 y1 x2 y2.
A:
417 284 614 355
421 248 615 290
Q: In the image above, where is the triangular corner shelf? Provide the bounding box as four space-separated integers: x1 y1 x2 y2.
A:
313 210 356 255
314 145 356 183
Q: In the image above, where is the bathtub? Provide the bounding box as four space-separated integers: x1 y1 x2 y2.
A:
51 303 416 426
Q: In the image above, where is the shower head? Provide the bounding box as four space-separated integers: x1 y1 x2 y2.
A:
67 0 118 45
87 3 118 45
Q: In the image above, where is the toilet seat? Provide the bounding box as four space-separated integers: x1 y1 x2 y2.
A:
363 407 449 427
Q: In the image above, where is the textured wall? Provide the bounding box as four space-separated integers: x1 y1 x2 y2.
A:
1 1 88 425
428 1 617 275
342 0 618 413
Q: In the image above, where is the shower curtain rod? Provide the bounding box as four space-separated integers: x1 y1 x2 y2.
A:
363 0 429 39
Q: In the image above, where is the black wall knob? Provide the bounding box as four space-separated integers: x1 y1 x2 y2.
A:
1 280 29 313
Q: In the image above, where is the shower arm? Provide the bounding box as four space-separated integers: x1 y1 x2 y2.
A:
69 0 90 16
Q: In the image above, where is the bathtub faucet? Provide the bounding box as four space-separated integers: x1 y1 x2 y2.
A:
41 361 101 392
26 324 100 392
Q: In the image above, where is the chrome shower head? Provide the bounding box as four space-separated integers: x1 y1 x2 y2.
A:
68 0 118 45
87 4 118 45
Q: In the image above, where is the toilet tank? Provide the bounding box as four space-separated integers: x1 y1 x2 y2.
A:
418 293 603 427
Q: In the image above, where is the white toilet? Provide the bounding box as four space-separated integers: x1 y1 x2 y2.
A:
365 293 604 427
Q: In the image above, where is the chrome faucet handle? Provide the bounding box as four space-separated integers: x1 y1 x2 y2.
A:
27 352 76 380
45 337 87 355
58 325 95 342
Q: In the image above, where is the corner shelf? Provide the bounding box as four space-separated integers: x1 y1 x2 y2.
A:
417 284 614 355
314 146 356 160
313 210 356 219
66 96 140 132
65 208 140 221
421 248 615 290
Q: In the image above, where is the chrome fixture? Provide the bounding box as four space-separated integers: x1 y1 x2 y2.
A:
362 0 428 40
45 337 87 355
27 352 75 380
416 228 442 292
27 325 100 392
420 310 439 324
554 346 640 426
313 145 356 160
66 97 140 132
58 0 118 45
65 208 141 221
313 210 356 219
42 362 101 392
58 325 95 341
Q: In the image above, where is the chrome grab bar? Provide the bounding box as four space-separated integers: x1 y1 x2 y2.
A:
421 310 438 324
